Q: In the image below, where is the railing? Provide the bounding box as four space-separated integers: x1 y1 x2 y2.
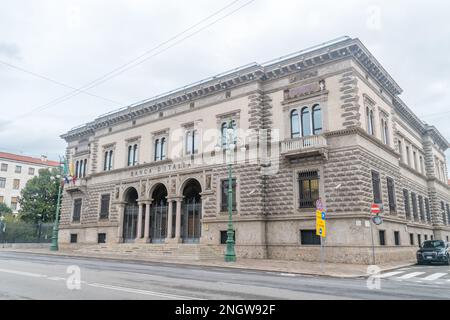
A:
281 135 327 154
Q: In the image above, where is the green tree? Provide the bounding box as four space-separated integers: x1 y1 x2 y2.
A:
19 168 60 223
0 203 12 216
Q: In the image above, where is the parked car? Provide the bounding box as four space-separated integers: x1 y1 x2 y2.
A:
417 240 450 265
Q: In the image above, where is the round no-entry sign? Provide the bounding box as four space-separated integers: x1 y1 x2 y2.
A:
371 204 381 214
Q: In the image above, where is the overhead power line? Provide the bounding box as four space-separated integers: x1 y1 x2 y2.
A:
11 0 255 122
0 60 123 105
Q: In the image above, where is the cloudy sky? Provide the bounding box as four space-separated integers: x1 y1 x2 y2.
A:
0 0 449 163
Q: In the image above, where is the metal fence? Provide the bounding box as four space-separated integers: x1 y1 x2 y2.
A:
0 222 53 244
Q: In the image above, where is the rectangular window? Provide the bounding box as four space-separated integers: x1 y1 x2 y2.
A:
431 235 434 240
220 230 235 244
403 189 411 219
398 140 403 162
424 234 428 241
300 230 321 245
70 234 78 243
409 233 414 246
442 201 447 225
446 204 450 225
73 198 82 222
28 167 35 175
381 118 389 145
411 193 418 221
371 170 382 204
221 179 237 212
412 151 417 170
0 177 5 188
405 146 410 166
394 231 400 246
425 198 431 223
418 196 425 222
417 234 422 247
13 179 20 190
15 165 21 173
100 194 110 219
97 233 106 244
0 163 7 172
298 171 319 208
11 197 18 211
387 177 396 213
379 230 386 246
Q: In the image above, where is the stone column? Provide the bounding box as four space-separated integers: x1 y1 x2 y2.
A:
143 201 151 242
173 198 183 243
117 203 126 243
166 200 173 240
136 202 144 240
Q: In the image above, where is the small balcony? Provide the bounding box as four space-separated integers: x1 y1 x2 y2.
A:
64 178 87 193
281 135 328 160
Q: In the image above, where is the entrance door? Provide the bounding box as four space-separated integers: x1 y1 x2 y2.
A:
123 204 138 242
181 179 202 243
150 184 168 243
150 202 167 243
122 187 139 243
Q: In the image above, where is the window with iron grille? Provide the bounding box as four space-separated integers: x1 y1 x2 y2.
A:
300 230 321 245
403 189 411 219
425 198 431 223
298 171 319 208
379 230 386 246
70 234 78 243
99 194 110 219
387 177 396 213
97 233 106 244
371 171 382 204
446 204 450 225
411 193 418 221
442 201 447 225
394 231 400 246
418 196 425 221
221 178 237 212
417 234 422 246
409 233 414 246
72 199 82 222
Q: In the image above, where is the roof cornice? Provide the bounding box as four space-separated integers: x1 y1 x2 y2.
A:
60 37 407 142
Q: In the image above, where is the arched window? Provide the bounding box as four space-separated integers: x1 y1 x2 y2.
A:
127 145 133 166
160 137 166 160
290 110 300 139
301 107 311 136
104 152 108 171
108 150 113 170
75 160 79 178
366 107 374 135
312 105 322 135
132 144 138 165
154 139 160 161
83 159 87 177
221 122 228 147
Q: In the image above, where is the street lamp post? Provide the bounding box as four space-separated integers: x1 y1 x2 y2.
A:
224 119 236 262
50 157 65 251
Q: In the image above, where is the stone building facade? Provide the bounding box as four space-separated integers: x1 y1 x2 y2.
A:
59 37 450 264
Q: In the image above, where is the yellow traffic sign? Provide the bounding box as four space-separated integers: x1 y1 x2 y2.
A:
316 210 326 237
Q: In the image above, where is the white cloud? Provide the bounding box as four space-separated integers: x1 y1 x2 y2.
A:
0 0 449 163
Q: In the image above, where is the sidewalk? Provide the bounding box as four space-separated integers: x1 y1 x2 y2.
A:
0 247 415 278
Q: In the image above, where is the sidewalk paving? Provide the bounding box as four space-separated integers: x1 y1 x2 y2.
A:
0 247 415 278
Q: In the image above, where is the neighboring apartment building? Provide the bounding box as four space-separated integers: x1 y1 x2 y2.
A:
59 37 450 264
0 152 60 213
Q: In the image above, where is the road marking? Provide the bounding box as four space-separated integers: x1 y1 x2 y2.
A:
422 273 447 281
376 271 404 278
88 283 203 300
279 273 296 277
0 268 47 278
398 272 426 279
47 277 66 281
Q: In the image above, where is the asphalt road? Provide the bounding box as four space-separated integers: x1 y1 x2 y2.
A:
0 251 449 300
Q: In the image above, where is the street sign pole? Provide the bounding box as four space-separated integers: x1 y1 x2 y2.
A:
370 219 375 265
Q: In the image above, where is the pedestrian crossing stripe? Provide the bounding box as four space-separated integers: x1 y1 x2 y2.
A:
398 272 425 279
422 273 447 281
